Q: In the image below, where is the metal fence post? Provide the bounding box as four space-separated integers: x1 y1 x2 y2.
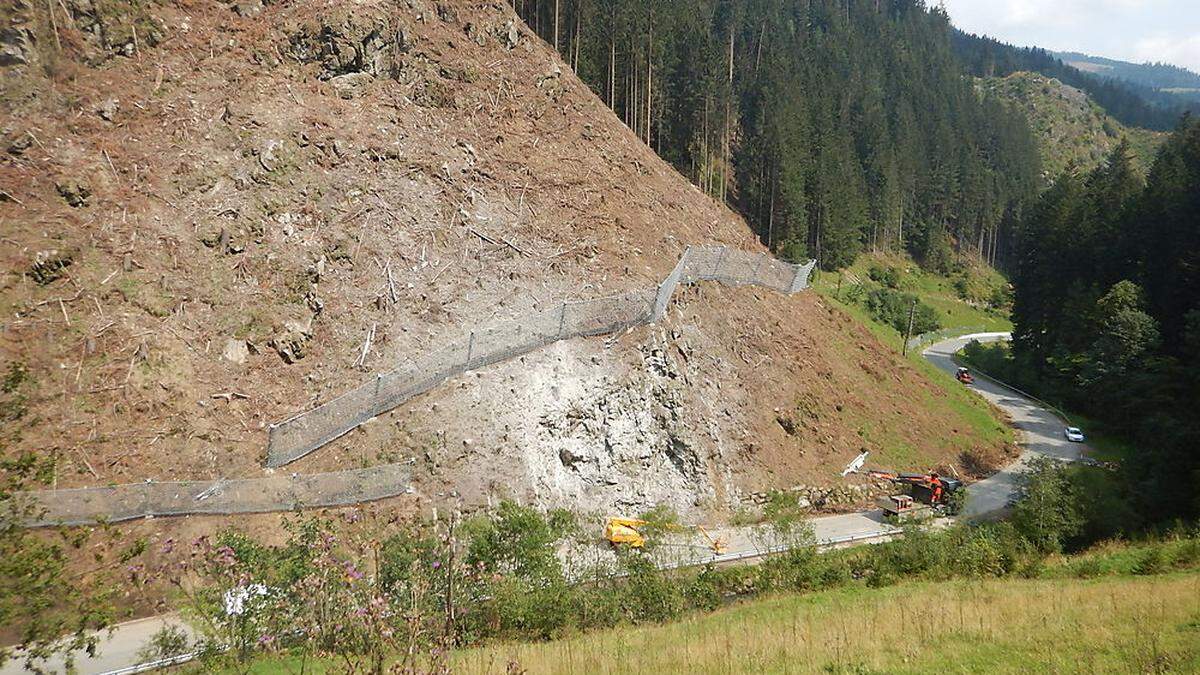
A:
465 331 475 367
557 302 568 338
142 480 153 520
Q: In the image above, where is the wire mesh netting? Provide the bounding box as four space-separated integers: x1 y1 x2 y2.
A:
267 246 816 468
17 246 814 527
21 464 413 527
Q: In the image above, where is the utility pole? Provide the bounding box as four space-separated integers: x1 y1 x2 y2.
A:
902 298 917 355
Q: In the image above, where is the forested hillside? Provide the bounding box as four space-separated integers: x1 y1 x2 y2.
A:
1010 118 1200 523
979 72 1164 178
512 0 1041 271
954 31 1199 131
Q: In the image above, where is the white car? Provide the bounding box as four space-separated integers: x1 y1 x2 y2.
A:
1064 427 1085 443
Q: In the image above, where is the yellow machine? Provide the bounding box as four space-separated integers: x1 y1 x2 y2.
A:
603 517 728 554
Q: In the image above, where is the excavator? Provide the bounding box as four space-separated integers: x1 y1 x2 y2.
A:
604 517 729 554
841 451 964 519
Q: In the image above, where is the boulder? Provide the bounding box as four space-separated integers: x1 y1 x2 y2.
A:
222 339 250 365
232 0 263 17
329 72 374 99
96 97 120 122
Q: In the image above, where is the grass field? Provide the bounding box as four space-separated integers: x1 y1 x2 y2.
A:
456 572 1200 674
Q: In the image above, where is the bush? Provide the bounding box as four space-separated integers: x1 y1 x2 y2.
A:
618 554 684 623
462 501 574 582
863 288 940 334
868 264 901 289
946 523 1037 578
1132 546 1172 575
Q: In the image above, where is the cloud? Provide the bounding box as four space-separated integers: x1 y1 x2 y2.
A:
1132 33 1200 71
945 0 1200 73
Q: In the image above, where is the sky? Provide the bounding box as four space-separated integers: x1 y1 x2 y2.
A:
944 0 1200 73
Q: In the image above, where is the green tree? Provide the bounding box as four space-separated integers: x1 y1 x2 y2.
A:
1079 280 1160 385
0 452 116 672
1012 458 1083 554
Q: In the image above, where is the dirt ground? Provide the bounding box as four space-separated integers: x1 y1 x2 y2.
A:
1 0 1012 527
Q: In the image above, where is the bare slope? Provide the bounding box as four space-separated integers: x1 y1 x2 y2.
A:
1 0 1009 522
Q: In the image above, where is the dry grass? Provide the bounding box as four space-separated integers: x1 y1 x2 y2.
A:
455 572 1200 674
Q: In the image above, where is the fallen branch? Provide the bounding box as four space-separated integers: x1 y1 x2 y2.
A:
469 228 527 256
353 322 377 368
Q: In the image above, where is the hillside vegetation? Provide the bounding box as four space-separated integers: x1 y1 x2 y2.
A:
979 72 1164 178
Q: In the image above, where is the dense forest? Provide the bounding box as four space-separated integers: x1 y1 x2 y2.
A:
954 32 1200 131
512 0 1041 271
1009 117 1200 523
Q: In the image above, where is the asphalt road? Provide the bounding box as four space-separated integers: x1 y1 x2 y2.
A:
922 332 1086 517
3 333 1085 675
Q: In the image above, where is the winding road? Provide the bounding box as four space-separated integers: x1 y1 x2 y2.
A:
1 333 1086 675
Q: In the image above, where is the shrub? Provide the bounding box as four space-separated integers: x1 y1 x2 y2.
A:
1132 546 1173 576
1072 557 1105 578
863 288 940 334
462 501 573 582
868 264 901 289
618 554 684 623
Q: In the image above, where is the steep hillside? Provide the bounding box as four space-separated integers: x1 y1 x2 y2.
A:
978 72 1164 178
0 0 1011 524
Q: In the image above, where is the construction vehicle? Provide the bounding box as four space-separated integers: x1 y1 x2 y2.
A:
841 451 964 517
603 516 729 554
955 367 975 385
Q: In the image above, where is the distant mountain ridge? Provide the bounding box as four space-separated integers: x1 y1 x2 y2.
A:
1053 50 1200 101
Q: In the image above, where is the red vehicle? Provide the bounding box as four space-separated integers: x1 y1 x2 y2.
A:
955 367 975 385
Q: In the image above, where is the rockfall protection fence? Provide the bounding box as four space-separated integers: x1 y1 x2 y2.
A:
265 245 817 467
12 245 812 528
18 464 413 528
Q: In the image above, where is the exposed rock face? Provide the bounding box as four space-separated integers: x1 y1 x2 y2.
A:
329 72 375 99
269 317 313 364
0 27 35 67
288 12 411 81
499 336 718 516
30 250 73 285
